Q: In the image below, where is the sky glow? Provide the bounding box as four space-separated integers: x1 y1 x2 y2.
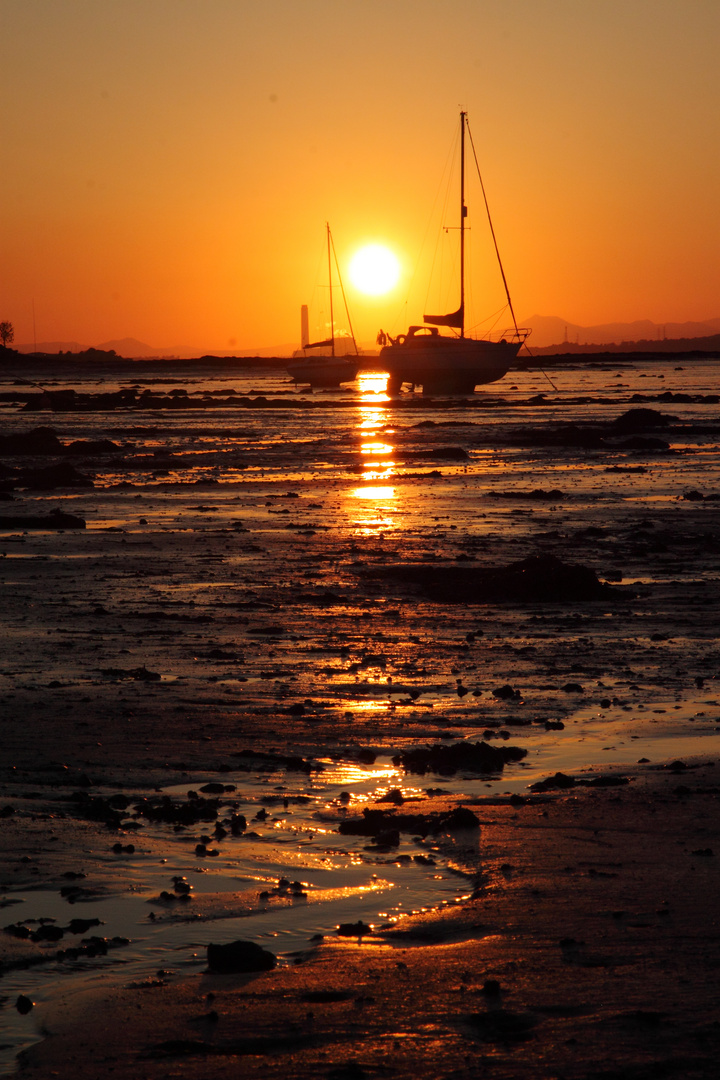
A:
1 0 718 352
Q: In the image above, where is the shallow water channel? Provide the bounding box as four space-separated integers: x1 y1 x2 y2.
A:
4 709 720 1074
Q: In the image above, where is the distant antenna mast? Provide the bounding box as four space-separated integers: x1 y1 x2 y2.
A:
32 298 37 353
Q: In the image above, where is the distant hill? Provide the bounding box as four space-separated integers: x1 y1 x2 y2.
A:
526 334 720 357
93 337 178 357
15 341 89 355
522 315 720 349
16 337 299 359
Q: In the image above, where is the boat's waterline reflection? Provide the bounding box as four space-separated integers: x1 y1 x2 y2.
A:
357 372 391 400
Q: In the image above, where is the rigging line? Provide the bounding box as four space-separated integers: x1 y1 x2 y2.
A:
465 119 521 336
1 368 50 393
414 126 460 326
467 304 508 337
430 127 462 320
306 233 328 340
520 342 560 391
328 228 359 356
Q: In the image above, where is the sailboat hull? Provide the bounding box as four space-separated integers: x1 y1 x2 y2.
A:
287 357 359 387
379 334 521 394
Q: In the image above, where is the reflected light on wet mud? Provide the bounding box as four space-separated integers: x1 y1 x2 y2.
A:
350 486 396 501
357 372 391 400
348 484 398 535
357 372 395 482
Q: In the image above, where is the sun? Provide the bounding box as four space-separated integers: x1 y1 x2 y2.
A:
348 244 400 296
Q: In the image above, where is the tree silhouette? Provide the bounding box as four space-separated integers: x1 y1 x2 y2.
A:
0 321 14 348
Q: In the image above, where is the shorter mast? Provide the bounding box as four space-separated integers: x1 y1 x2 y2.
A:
460 109 466 338
327 222 335 357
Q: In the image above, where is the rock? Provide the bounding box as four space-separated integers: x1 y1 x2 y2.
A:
530 771 576 792
99 665 161 681
0 511 86 530
15 462 94 490
229 814 247 835
206 939 275 973
376 788 405 805
67 918 101 934
339 804 480 840
467 1008 537 1043
372 828 400 848
16 995 33 1015
133 793 219 826
394 740 526 776
493 684 520 700
361 554 612 604
611 408 676 432
64 439 121 455
0 427 63 454
336 921 373 937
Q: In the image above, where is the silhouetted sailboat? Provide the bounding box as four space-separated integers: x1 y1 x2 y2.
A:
379 111 529 395
287 224 359 388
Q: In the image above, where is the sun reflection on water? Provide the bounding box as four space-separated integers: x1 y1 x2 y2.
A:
357 372 395 483
351 486 396 501
347 373 400 531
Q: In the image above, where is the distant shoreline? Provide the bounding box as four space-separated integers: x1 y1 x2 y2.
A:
1 346 719 379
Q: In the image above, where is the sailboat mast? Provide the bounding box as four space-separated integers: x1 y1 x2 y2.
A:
326 222 335 357
460 110 466 339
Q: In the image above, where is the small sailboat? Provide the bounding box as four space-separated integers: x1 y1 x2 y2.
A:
379 111 529 395
287 224 360 388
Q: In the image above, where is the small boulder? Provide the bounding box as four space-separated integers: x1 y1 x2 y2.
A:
207 939 275 973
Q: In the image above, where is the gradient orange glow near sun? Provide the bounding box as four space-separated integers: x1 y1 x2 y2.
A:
1 2 718 350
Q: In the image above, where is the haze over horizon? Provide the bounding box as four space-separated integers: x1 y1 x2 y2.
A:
2 1 719 353
12 313 720 360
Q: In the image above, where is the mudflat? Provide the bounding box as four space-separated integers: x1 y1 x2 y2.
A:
1 361 719 1078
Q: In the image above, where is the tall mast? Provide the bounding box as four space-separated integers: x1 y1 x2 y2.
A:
326 222 335 357
460 110 466 338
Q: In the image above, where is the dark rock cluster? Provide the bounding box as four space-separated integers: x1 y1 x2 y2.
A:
393 740 527 776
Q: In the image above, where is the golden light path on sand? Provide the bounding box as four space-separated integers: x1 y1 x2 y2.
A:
3 360 720 1072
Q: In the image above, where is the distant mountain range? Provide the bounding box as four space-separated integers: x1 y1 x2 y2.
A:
521 315 720 350
15 337 296 359
15 318 720 358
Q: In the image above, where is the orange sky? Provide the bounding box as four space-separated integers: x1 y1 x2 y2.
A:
1 0 719 352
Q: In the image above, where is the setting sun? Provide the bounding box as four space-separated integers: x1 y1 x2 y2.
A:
348 245 400 296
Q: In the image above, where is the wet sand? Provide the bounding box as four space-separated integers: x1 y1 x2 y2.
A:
1 362 720 1077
